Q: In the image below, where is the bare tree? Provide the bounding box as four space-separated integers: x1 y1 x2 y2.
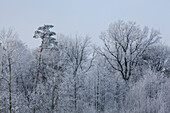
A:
0 29 26 113
64 36 95 112
142 45 170 73
99 20 161 81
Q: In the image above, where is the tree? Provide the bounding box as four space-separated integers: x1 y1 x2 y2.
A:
142 45 170 73
33 24 57 87
99 20 161 81
63 36 95 112
0 28 29 113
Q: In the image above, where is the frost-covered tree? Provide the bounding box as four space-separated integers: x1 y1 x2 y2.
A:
142 45 170 73
0 29 30 113
60 35 95 113
33 24 57 87
99 20 161 80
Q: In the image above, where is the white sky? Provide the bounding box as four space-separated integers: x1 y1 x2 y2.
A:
0 0 170 48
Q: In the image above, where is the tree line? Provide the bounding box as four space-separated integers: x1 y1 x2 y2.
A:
0 20 169 113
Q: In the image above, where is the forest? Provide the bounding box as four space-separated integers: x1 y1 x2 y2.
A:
0 20 169 113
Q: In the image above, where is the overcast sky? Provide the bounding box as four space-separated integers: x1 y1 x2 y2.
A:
0 0 170 48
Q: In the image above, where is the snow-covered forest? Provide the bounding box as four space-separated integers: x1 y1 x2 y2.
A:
0 20 169 113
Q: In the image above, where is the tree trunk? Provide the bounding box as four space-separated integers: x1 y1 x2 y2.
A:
8 58 12 113
35 48 43 89
74 78 77 112
73 71 77 113
96 73 100 113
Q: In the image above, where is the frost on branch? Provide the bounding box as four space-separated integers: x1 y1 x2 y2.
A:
33 25 57 49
